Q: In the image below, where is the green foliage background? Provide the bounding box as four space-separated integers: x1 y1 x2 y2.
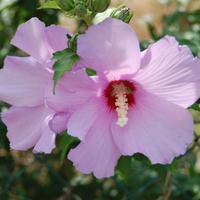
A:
0 0 200 199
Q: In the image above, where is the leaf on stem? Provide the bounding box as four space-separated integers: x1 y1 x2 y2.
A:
188 102 200 112
58 130 80 165
115 156 131 182
52 48 80 94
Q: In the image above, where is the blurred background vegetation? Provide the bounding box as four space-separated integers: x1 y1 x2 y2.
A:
0 0 200 199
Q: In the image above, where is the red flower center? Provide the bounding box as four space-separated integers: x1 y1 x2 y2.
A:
104 80 136 110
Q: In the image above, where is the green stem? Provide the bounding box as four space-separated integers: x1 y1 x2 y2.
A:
84 18 93 27
83 11 97 27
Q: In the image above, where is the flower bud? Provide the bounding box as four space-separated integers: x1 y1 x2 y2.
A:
67 33 79 52
91 0 111 13
56 0 75 12
110 6 134 24
73 4 87 18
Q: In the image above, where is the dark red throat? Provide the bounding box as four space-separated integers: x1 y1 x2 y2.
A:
104 80 136 110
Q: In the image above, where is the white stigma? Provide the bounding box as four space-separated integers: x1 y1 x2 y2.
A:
115 92 129 127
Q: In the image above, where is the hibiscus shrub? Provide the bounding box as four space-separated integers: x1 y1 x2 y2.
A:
1 0 200 200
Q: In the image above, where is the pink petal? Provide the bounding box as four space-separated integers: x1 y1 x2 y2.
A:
68 105 121 179
0 56 53 107
45 69 98 112
33 108 57 154
134 36 200 108
77 18 141 80
67 96 107 141
49 111 73 133
111 87 194 164
45 24 72 54
2 105 46 151
11 17 72 63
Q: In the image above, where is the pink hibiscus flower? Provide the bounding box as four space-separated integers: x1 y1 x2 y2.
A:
0 17 73 153
46 18 200 178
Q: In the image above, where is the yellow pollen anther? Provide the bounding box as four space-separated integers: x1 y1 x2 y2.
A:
115 92 129 127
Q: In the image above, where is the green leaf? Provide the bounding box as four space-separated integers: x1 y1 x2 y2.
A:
86 68 97 76
166 8 183 26
59 130 79 165
153 164 169 181
38 0 60 9
115 156 131 182
52 48 80 94
133 153 150 162
147 23 156 39
168 157 179 174
188 102 200 112
178 39 199 55
187 10 200 24
153 158 179 181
